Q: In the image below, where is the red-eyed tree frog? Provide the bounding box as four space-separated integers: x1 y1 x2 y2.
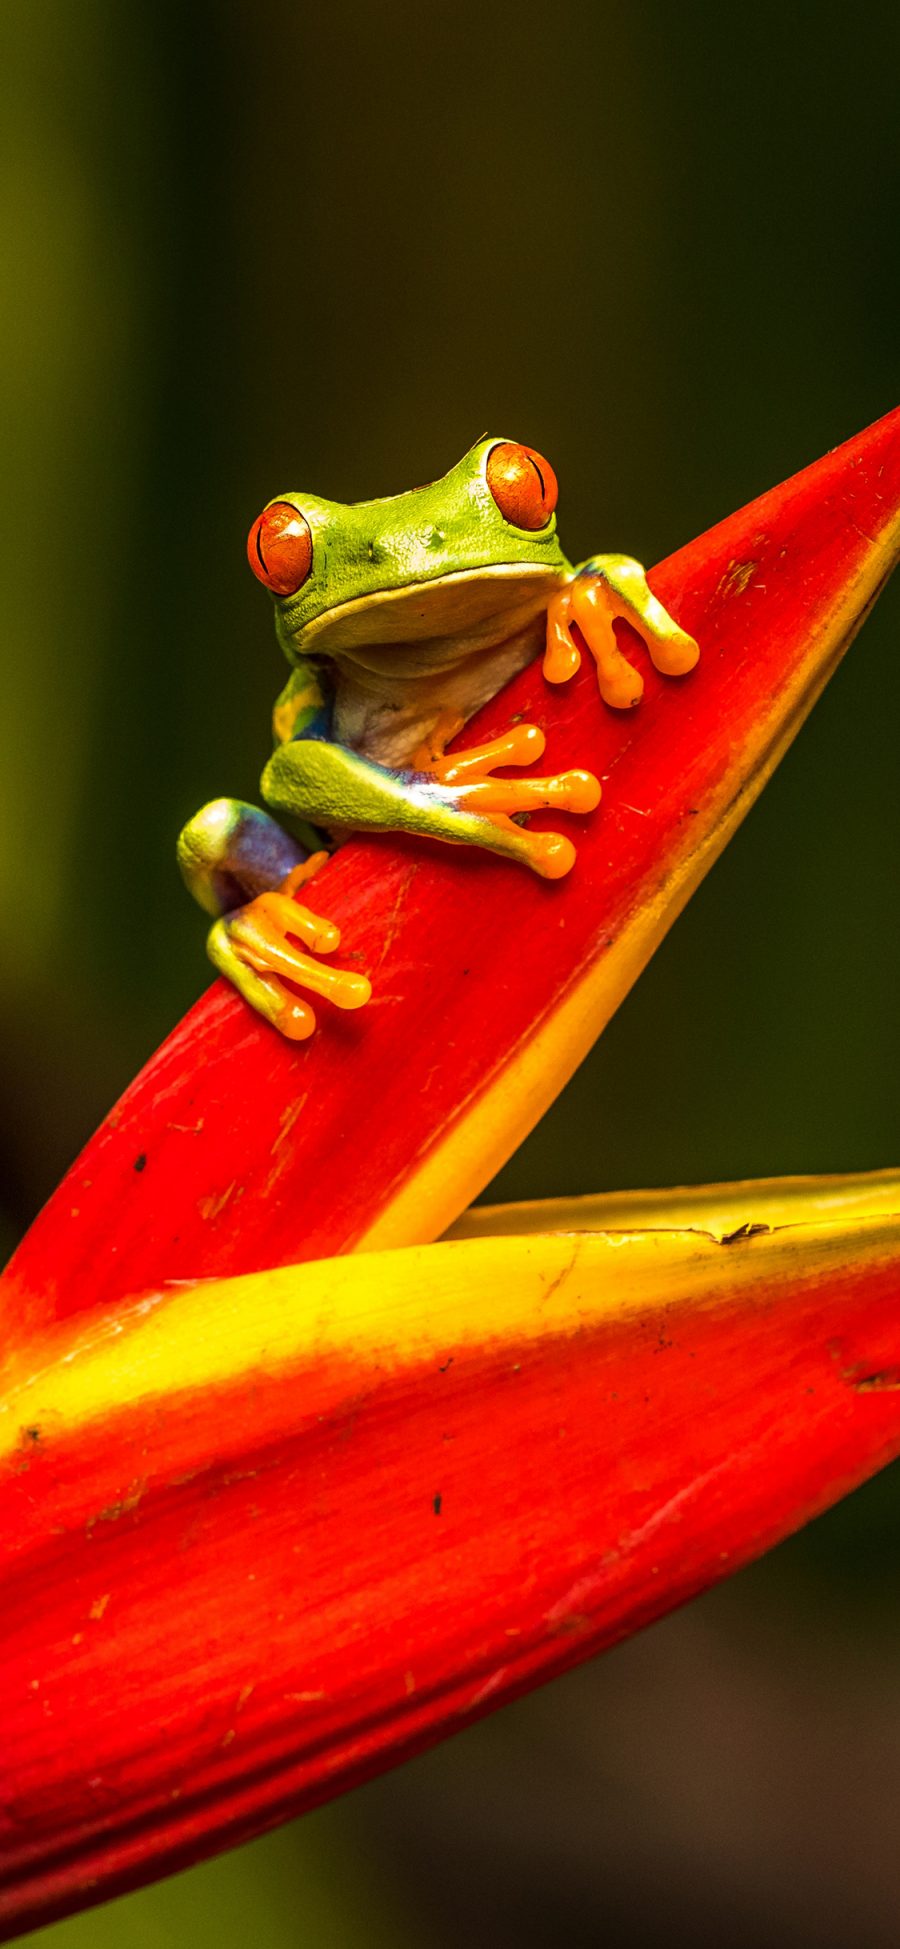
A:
177 439 698 1040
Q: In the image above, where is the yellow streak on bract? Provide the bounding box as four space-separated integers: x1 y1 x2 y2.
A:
446 1168 900 1243
1 1190 899 1459
359 517 900 1253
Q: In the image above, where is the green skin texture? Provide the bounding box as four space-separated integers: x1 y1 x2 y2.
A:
176 436 675 1023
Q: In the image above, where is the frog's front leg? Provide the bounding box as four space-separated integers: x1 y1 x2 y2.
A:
262 729 600 881
544 557 699 709
177 798 371 1039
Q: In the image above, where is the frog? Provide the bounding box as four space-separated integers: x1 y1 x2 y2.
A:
177 438 699 1040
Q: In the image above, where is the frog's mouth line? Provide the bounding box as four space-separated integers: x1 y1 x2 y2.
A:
289 563 567 674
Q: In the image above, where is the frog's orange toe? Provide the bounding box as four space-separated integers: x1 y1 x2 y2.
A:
239 889 343 965
526 831 578 878
279 849 332 900
432 723 546 786
430 722 601 827
557 769 602 815
258 982 318 1042
649 629 700 676
543 594 582 684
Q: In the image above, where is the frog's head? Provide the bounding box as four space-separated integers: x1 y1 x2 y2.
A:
246 438 572 678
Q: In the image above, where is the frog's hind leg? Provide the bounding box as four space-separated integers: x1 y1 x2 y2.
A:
177 798 312 917
177 798 370 1040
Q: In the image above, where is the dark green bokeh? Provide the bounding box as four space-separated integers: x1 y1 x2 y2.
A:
3 2 899 1942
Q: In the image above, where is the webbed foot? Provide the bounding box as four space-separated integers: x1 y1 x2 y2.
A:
207 853 371 1041
544 557 699 709
419 723 601 880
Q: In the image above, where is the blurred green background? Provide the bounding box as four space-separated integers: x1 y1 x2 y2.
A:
3 0 899 1942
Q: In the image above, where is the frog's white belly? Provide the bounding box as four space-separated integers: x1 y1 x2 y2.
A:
330 617 543 769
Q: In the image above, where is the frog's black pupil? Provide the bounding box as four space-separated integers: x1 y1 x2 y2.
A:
530 457 546 498
255 524 268 573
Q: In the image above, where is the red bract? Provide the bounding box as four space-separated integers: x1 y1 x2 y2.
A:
1 409 899 1940
5 408 900 1331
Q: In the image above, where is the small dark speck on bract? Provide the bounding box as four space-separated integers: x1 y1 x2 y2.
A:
433 1493 442 1516
133 1153 147 1173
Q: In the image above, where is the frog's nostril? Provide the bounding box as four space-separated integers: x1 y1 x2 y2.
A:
247 503 313 597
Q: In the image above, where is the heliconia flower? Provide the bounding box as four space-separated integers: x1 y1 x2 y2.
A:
2 409 899 1939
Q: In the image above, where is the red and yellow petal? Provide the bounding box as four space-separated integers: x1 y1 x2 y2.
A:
2 1171 900 1935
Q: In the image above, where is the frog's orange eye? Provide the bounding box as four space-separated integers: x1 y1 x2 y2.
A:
486 443 558 530
247 502 313 597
